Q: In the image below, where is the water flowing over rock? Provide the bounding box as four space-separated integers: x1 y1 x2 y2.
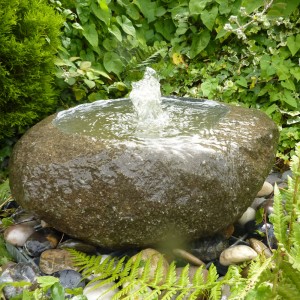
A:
9 97 278 249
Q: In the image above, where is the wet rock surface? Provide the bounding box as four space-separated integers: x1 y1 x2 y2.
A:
0 169 288 299
9 98 278 249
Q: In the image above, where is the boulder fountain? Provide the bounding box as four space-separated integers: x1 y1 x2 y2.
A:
9 68 278 249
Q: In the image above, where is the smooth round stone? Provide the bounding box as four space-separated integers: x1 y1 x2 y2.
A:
219 245 258 266
281 170 292 182
24 228 60 257
58 239 97 254
54 270 85 289
4 223 36 247
0 263 40 299
131 248 169 285
248 238 272 258
191 235 229 262
172 248 205 266
238 207 256 226
250 197 267 210
256 181 273 197
39 249 78 274
266 172 282 185
83 281 118 300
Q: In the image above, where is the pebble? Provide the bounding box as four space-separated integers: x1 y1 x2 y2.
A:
131 248 169 285
251 197 267 210
266 172 282 185
58 239 97 254
248 238 272 258
281 170 292 182
4 223 36 247
39 249 78 274
0 263 40 299
172 248 205 266
191 235 229 262
262 199 274 216
24 228 60 256
238 207 256 226
219 245 258 266
256 181 273 197
54 269 85 290
83 281 118 300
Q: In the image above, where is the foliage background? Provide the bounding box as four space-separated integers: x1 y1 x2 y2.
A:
53 0 300 162
1 0 300 180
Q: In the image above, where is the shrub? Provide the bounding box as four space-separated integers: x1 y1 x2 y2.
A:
0 0 64 142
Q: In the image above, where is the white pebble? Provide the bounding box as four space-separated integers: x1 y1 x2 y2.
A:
257 181 273 197
4 224 35 247
219 245 258 266
238 207 256 226
83 281 118 300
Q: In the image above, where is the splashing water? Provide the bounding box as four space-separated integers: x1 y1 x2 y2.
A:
129 67 168 128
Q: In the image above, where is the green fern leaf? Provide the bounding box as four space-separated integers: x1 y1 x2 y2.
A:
177 264 190 287
161 261 177 288
151 255 165 286
270 184 289 248
192 265 206 286
207 264 218 284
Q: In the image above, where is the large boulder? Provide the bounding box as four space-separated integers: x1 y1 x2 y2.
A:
9 98 278 249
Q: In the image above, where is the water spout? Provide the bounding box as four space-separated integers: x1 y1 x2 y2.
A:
129 67 167 126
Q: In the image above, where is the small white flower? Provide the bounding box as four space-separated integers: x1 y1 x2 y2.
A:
229 15 238 23
224 23 233 31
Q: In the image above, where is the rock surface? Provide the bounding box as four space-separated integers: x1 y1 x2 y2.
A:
9 98 278 249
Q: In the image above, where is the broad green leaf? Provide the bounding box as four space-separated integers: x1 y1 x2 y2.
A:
268 0 300 17
72 23 83 30
126 3 140 20
116 16 136 37
84 79 96 88
108 25 122 42
91 0 111 25
51 282 65 300
236 77 248 88
281 79 296 91
282 90 298 108
82 23 98 49
189 0 211 14
287 34 300 56
37 276 59 289
290 67 300 81
80 61 91 70
201 6 218 31
103 52 124 76
241 0 263 14
135 0 157 22
190 29 211 58
154 19 176 41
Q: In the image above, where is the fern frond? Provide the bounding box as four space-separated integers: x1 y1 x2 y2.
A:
162 261 177 287
270 184 289 248
277 282 300 300
160 289 178 300
207 264 218 284
209 284 222 300
192 265 205 286
281 260 300 292
176 264 190 288
230 256 273 299
150 255 165 286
